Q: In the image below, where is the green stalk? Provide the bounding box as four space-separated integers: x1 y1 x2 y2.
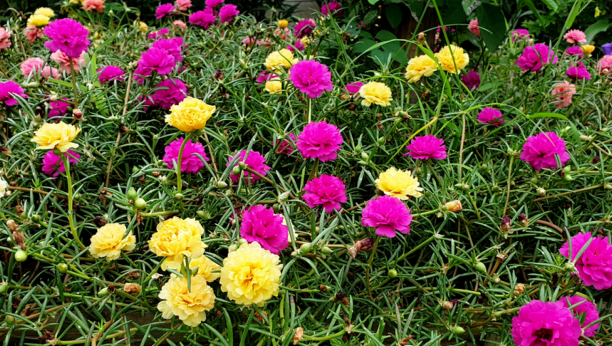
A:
62 153 86 249
69 59 79 108
176 132 193 194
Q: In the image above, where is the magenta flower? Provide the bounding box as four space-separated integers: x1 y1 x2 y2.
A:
511 29 529 41
163 138 208 174
227 150 271 183
477 108 503 127
460 69 480 89
219 4 240 23
148 28 170 40
559 296 600 337
404 135 447 160
565 46 583 57
152 37 184 62
560 232 612 290
321 1 342 17
296 121 343 162
289 60 333 99
520 132 570 171
149 79 187 109
0 81 28 106
566 62 591 80
511 300 581 346
294 19 316 39
362 196 412 238
43 18 91 58
240 205 288 254
344 81 363 95
517 44 558 72
156 4 175 19
134 47 176 83
205 0 224 8
49 98 70 118
302 174 347 213
274 133 296 154
42 150 80 178
256 70 278 84
287 40 305 52
189 10 217 29
564 29 587 44
97 66 125 84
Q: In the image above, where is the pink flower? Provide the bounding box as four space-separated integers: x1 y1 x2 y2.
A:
362 196 412 238
566 62 591 80
551 81 576 108
274 27 290 40
256 70 278 84
173 20 187 29
0 81 28 106
286 40 305 52
156 4 175 19
256 38 272 48
50 51 85 74
559 296 600 337
205 0 224 8
134 47 176 82
511 300 581 346
41 66 60 79
219 4 239 23
83 0 105 13
460 69 480 89
560 232 612 290
404 135 447 160
152 37 184 62
274 133 296 154
24 26 44 43
564 46 583 57
517 43 558 72
0 27 11 51
148 28 170 40
149 78 187 109
511 29 529 41
321 1 342 17
175 0 192 11
42 150 80 178
43 18 91 58
468 19 480 36
189 10 216 29
21 58 44 78
227 150 271 183
296 121 343 162
294 19 316 39
520 132 570 171
596 55 612 75
344 81 363 95
97 65 125 84
49 98 70 118
163 138 208 173
477 108 503 127
240 205 288 254
242 37 255 46
303 174 347 213
288 60 333 99
564 29 587 44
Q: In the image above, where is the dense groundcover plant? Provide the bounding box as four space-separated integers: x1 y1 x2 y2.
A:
0 1 612 345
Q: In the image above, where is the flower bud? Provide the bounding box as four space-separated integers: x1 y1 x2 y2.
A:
348 247 357 258
134 198 147 210
278 191 291 203
127 187 138 200
530 177 538 184
228 244 238 252
0 282 9 294
537 187 546 195
355 238 374 251
321 246 333 255
500 216 511 232
98 287 109 296
31 214 41 223
444 200 462 213
564 261 576 272
238 161 247 170
217 180 228 188
15 250 28 262
273 203 281 212
479 164 488 171
5 315 15 326
361 152 369 161
238 238 248 246
174 193 184 200
124 283 142 294
474 262 487 273
73 108 83 119
513 283 525 297
441 301 454 310
232 165 242 175
518 213 529 227
563 173 573 182
377 137 385 145
57 263 68 274
451 326 465 335
300 243 312 254
388 269 398 278
354 145 361 153
278 20 288 29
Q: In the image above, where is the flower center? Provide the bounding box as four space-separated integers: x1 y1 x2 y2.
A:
534 328 553 341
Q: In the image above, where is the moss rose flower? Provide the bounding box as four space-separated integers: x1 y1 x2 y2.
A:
219 4 240 23
559 296 600 337
517 43 557 72
0 81 28 106
302 174 347 213
42 150 80 177
31 122 80 152
362 195 413 238
227 150 271 183
294 19 315 39
434 45 469 74
97 65 125 84
148 217 206 270
560 232 612 290
404 55 437 83
163 137 209 174
477 108 503 127
43 18 91 58
511 300 581 346
375 167 423 200
89 223 136 261
165 97 215 132
288 60 333 99
359 81 392 107
189 255 221 282
240 205 289 254
519 132 569 171
158 274 215 327
156 3 175 19
404 135 447 160
296 121 343 162
148 78 187 109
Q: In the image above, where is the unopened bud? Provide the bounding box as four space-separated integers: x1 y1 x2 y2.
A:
174 193 184 200
518 213 529 227
98 287 109 296
444 200 462 213
500 216 511 232
238 161 247 170
228 244 238 252
377 137 385 145
232 165 242 175
0 282 9 294
355 238 373 251
73 108 83 119
217 180 228 188
563 173 573 182
388 269 398 278
278 191 291 202
300 243 312 254
537 187 546 195
348 247 357 258
321 246 333 255
564 261 576 272
361 152 369 161
57 263 68 274
238 238 248 246
134 198 146 210
354 145 361 153
474 262 487 273
513 283 525 297
441 301 454 310
15 250 27 262
5 315 15 326
451 326 465 335
127 187 138 200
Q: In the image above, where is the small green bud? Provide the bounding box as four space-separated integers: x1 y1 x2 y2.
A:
388 269 398 278
132 166 139 174
354 145 362 153
377 137 385 145
5 315 15 326
31 214 41 223
228 244 238 252
563 174 573 182
19 213 28 221
238 238 248 246
134 198 147 210
564 261 576 272
217 180 228 188
74 193 82 201
530 177 538 184
563 165 571 173
232 165 242 175
174 193 184 200
479 164 488 171
57 263 68 274
238 162 247 170
300 243 312 254
98 287 109 297
0 282 8 294
127 187 138 200
320 246 333 255
273 203 281 212
361 152 369 161
451 326 465 335
15 250 28 262
278 191 290 202
474 262 487 273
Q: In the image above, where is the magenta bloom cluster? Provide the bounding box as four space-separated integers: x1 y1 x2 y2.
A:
189 9 217 29
219 4 240 23
49 98 70 118
42 151 80 178
294 19 315 39
152 37 185 62
566 62 591 80
240 205 289 254
155 4 175 19
321 1 342 16
289 60 333 99
145 79 187 109
0 81 28 106
227 150 271 183
163 138 209 174
287 40 305 53
275 133 296 154
460 70 480 89
512 29 529 41
404 135 447 160
302 174 347 213
560 232 612 290
297 121 343 162
517 43 558 72
97 66 125 84
344 82 363 95
135 47 176 83
477 108 503 127
519 132 569 171
257 70 278 84
44 18 91 58
559 296 600 337
511 300 582 346
362 196 412 238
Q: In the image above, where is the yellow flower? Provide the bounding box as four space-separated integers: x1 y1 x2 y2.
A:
435 45 469 74
148 217 205 271
300 37 310 47
27 14 49 27
31 122 80 152
139 21 148 33
265 80 283 94
375 167 423 199
405 55 438 83
595 6 601 18
278 20 288 29
34 8 55 18
581 45 595 55
89 223 136 262
264 49 298 72
359 81 392 107
190 255 221 282
165 97 216 132
220 242 282 306
157 274 215 327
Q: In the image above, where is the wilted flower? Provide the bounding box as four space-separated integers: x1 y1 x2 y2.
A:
296 121 343 162
240 205 289 254
44 18 91 58
302 174 347 212
520 132 569 171
517 44 557 72
435 45 469 74
355 238 374 251
166 97 215 132
227 150 271 183
517 213 529 227
564 29 587 44
148 217 205 270
404 135 448 160
511 300 581 346
404 55 437 83
158 274 215 327
500 216 511 232
289 60 333 98
444 200 462 212
560 232 612 290
89 223 136 261
163 138 209 173
31 122 80 152
42 150 80 177
559 296 600 337
156 3 175 19
359 81 392 107
477 108 503 127
551 82 576 108
362 196 412 238
375 167 422 199
468 19 480 36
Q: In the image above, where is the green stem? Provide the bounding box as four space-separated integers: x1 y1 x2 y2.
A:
365 236 381 301
303 329 346 341
176 133 193 194
503 156 514 215
62 154 86 249
69 60 78 107
390 234 439 267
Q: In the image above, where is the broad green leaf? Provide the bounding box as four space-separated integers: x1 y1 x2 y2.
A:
541 0 558 11
521 0 544 23
476 4 506 53
565 0 583 30
368 0 379 4
353 39 375 53
385 4 403 29
584 20 610 43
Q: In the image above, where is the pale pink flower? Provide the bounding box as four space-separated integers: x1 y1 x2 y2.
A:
0 28 11 51
83 0 105 13
21 58 44 78
175 0 192 11
551 82 576 108
50 51 86 74
24 26 44 43
564 29 587 44
173 20 187 29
